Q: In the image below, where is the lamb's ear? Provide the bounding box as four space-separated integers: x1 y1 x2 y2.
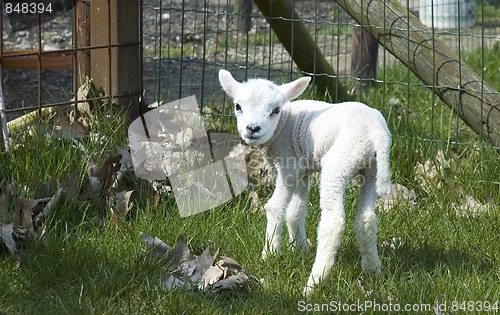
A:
279 76 311 101
219 69 242 99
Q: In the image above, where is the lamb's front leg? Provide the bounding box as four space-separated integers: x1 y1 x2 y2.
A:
262 169 294 259
285 174 311 252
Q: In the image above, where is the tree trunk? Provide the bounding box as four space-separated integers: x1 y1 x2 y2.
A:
351 25 379 94
337 0 500 147
253 0 349 101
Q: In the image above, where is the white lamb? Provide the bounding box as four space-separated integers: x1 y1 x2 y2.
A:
218 69 392 295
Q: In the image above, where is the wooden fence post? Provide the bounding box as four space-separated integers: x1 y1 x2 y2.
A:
351 25 379 94
75 0 90 90
90 0 143 123
233 0 252 33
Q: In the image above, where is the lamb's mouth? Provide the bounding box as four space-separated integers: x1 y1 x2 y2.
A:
243 134 263 144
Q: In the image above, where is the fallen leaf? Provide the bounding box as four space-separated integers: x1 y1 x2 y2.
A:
52 113 87 139
378 183 416 213
110 190 134 223
452 194 494 217
140 234 257 293
192 247 217 285
113 147 136 190
415 150 456 192
207 256 258 293
200 263 225 290
0 180 17 223
165 237 193 271
211 271 256 293
15 197 48 232
83 154 122 195
0 223 28 256
140 232 172 258
162 275 186 291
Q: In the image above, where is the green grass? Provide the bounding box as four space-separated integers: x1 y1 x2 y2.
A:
1 48 499 314
477 2 500 24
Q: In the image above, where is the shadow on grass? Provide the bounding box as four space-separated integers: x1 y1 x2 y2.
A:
382 242 494 274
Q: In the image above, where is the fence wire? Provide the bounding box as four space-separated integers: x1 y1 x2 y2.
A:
142 0 499 148
0 0 499 147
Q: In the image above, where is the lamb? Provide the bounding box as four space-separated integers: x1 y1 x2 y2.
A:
218 69 392 295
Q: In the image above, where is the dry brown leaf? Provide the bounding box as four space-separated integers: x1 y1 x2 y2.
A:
140 232 172 258
378 183 416 213
117 190 134 214
52 113 87 139
112 147 136 190
0 223 28 256
84 154 122 194
192 247 218 286
415 150 456 192
211 271 256 293
110 190 134 225
74 77 104 116
15 197 47 232
0 180 17 223
452 194 494 217
206 257 258 293
165 237 193 270
200 263 225 290
140 234 257 293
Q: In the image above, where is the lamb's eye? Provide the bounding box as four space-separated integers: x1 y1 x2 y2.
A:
235 103 242 112
271 107 280 116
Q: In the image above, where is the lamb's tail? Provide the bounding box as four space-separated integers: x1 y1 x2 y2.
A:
374 131 392 197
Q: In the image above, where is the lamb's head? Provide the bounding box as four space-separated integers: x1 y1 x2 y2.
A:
219 69 311 146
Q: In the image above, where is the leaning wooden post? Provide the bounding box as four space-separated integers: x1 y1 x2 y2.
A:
337 0 500 146
253 0 349 101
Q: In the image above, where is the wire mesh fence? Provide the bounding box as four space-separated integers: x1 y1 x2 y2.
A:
0 0 499 147
142 0 499 147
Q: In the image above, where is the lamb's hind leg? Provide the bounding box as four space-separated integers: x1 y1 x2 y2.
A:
304 159 353 295
285 174 311 252
355 167 381 274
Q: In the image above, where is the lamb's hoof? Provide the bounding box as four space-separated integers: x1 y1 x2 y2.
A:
302 283 316 296
303 275 321 296
261 248 274 260
362 263 382 276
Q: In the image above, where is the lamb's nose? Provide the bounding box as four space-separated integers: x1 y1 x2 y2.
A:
246 125 261 134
